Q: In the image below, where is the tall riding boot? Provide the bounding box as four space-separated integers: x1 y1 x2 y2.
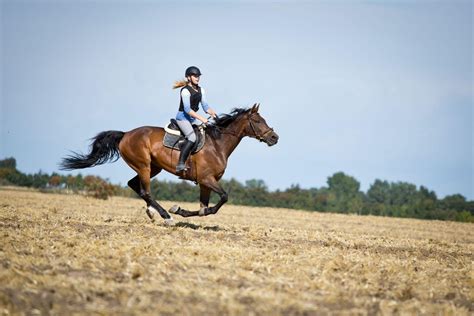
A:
176 140 195 173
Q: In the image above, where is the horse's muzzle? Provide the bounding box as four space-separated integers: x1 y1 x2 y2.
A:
265 132 279 146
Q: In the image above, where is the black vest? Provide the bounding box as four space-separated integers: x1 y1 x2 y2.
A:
179 85 202 112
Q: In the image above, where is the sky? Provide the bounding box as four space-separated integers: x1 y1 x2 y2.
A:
1 0 472 200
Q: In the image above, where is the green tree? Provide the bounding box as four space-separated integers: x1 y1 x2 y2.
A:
0 157 16 169
440 194 467 212
367 179 391 204
327 172 362 213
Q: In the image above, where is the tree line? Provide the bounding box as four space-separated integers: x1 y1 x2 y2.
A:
1 157 472 222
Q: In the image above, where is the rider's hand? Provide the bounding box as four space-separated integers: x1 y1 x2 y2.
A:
207 109 217 118
202 118 209 124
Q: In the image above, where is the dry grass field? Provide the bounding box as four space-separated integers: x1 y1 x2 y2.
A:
0 186 472 315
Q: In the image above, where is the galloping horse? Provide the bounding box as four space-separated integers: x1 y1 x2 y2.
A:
60 104 279 225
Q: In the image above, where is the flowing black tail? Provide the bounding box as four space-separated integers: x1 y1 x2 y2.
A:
60 130 125 170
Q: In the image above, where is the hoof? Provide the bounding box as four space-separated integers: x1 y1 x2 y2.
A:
163 218 176 226
199 207 207 217
169 205 181 214
146 206 156 222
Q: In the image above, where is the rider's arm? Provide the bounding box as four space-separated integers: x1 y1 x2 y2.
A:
200 88 217 118
188 110 208 123
181 89 208 123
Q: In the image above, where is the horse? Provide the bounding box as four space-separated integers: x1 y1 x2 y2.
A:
60 104 279 225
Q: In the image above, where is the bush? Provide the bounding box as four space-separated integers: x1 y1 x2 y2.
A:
455 211 474 223
83 175 116 200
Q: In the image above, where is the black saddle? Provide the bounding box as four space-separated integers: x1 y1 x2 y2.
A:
163 119 205 153
168 119 181 131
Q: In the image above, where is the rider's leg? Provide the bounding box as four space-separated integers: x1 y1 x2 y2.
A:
176 119 196 173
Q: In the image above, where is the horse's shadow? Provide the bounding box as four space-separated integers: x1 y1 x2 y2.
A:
175 222 223 231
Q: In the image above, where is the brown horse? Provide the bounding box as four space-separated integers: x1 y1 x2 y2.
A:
60 104 279 225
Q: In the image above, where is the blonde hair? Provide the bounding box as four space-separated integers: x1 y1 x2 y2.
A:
173 78 188 89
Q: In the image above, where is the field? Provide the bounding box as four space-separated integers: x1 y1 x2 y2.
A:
0 187 472 315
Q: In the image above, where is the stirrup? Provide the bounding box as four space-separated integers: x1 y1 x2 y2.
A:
176 163 188 173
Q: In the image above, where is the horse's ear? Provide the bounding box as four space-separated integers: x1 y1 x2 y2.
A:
256 103 260 112
251 103 259 113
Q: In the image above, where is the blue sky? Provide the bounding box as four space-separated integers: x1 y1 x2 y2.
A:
1 0 472 199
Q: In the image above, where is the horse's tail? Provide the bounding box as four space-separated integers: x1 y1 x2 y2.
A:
60 130 125 170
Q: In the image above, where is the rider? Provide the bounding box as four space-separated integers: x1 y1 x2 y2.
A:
173 66 217 173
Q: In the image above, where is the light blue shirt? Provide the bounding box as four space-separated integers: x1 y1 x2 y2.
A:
176 87 210 122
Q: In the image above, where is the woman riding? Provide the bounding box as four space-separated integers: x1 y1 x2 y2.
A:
173 66 218 173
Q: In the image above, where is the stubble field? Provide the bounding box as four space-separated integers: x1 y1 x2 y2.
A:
0 187 472 315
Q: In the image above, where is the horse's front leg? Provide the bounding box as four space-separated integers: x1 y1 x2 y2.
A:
168 183 205 217
168 186 210 217
168 184 222 217
200 178 228 216
198 185 211 216
169 205 200 217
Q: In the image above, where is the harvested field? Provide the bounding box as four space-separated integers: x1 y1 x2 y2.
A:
0 186 472 315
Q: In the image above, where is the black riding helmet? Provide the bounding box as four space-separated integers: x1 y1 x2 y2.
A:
185 66 202 77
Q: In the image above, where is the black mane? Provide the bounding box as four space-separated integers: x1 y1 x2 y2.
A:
206 107 250 138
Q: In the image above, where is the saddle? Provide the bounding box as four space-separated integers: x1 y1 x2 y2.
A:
163 119 205 153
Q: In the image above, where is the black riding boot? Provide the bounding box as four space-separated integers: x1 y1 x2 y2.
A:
176 140 195 173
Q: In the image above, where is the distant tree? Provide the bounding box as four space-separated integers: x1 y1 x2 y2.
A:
327 172 362 213
2 156 473 223
313 187 332 212
366 179 392 216
48 174 62 187
412 186 437 218
245 179 268 191
0 168 15 185
66 174 79 189
327 172 360 195
0 157 16 169
30 170 50 188
367 179 391 204
456 211 474 223
389 182 418 206
83 175 116 200
440 194 467 212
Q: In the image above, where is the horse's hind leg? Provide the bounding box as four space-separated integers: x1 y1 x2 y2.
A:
128 166 174 225
128 175 156 221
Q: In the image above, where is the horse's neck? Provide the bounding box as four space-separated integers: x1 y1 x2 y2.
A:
214 121 246 158
219 133 243 158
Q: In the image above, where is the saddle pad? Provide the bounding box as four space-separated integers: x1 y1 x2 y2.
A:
163 127 205 153
164 125 181 136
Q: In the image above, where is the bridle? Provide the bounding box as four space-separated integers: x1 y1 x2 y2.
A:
209 113 274 143
248 113 274 143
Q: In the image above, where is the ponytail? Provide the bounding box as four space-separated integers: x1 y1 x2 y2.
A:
173 79 188 89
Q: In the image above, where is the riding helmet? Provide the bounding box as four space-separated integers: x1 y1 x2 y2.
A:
185 66 202 77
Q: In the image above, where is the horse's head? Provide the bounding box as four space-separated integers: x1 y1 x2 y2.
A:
243 103 279 146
